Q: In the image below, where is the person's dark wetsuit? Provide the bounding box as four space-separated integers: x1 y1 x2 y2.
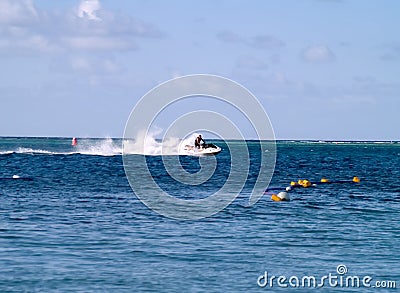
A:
195 135 205 148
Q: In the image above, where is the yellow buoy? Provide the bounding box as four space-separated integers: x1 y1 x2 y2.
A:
353 176 360 183
301 180 311 188
321 178 329 183
290 181 297 186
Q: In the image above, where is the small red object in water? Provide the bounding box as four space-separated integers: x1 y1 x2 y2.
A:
72 137 78 146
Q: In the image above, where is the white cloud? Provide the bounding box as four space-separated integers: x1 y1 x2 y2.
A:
302 45 335 63
0 33 56 52
23 34 56 52
77 0 101 21
0 0 38 25
68 56 123 74
0 0 163 53
217 30 285 50
63 36 136 51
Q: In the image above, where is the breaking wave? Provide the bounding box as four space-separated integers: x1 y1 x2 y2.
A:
74 138 122 156
0 138 122 157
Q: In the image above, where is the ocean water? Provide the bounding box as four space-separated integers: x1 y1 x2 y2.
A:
0 137 399 292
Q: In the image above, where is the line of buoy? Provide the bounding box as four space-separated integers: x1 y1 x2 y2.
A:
268 176 360 202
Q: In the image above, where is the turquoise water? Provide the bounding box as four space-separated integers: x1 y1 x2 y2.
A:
0 138 399 292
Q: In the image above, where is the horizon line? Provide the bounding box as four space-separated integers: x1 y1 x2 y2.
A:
0 136 399 143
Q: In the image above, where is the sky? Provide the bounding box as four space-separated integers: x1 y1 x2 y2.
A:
0 0 399 140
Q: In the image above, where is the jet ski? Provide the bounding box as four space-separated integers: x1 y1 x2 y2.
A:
183 143 222 156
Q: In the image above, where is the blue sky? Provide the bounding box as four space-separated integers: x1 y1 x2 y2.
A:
0 0 399 140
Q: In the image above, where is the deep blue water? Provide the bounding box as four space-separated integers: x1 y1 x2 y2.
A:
1 138 399 292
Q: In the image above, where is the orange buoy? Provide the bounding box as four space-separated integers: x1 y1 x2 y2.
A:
271 194 281 201
71 137 78 146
